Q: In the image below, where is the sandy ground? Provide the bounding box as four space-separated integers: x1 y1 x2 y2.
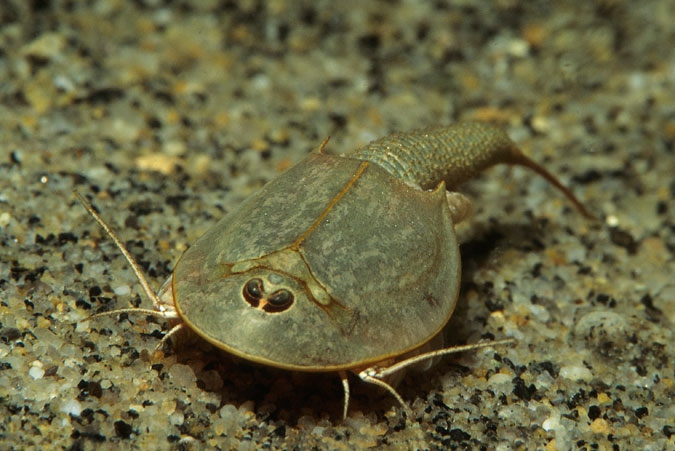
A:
1 1 673 450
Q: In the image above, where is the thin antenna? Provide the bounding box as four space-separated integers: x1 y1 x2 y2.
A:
359 338 516 382
74 190 167 313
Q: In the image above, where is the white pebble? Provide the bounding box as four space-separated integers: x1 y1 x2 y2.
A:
0 212 11 227
29 361 45 380
507 38 530 58
28 366 45 379
219 404 238 419
60 399 83 417
487 372 512 386
559 365 593 382
542 414 561 431
113 285 131 296
218 404 241 436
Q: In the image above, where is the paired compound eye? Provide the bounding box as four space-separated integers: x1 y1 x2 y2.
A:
267 289 293 310
243 279 263 305
242 278 294 313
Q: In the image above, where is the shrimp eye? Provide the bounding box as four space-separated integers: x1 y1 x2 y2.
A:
264 289 294 312
243 279 263 306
